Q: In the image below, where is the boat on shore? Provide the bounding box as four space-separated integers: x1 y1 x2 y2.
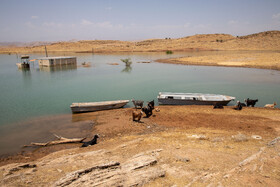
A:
70 100 130 113
157 92 235 106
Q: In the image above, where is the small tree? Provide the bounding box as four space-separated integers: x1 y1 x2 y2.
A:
166 50 173 54
121 58 132 67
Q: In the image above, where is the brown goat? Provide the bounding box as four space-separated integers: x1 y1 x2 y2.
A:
132 110 143 122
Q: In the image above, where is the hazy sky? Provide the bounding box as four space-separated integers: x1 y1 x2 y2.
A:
0 0 279 42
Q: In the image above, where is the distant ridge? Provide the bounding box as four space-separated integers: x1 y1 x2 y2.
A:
0 41 54 47
0 30 279 53
239 30 280 39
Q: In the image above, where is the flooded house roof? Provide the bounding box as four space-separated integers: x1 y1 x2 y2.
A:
37 56 76 60
20 55 29 59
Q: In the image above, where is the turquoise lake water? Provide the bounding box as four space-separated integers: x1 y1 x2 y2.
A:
0 51 280 155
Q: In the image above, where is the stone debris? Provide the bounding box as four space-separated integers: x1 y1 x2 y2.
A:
232 133 248 142
54 153 165 187
267 137 280 147
122 155 157 171
251 135 262 140
132 149 163 158
239 147 265 167
211 137 224 142
187 134 208 140
176 156 190 163
115 138 144 150
54 161 120 187
2 163 37 176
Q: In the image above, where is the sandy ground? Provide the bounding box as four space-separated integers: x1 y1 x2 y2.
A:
157 51 280 71
0 106 279 186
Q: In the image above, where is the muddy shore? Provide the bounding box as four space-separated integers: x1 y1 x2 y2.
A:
0 106 279 186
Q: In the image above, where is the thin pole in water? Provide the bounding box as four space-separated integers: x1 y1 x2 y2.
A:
45 46 48 57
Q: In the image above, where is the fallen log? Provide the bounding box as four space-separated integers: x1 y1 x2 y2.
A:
23 134 86 147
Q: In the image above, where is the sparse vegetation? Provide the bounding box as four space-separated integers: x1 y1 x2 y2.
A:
121 58 132 67
166 50 173 54
0 31 279 53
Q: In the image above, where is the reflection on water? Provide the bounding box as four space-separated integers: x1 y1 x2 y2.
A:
21 69 32 86
0 114 93 156
21 68 31 77
39 64 77 72
121 66 132 73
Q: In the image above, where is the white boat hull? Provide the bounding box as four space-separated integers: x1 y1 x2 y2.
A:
70 100 129 113
158 92 235 106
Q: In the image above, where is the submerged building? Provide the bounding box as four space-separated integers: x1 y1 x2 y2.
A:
16 55 30 69
38 56 77 67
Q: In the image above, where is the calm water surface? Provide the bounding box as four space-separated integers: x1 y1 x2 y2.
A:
0 51 280 155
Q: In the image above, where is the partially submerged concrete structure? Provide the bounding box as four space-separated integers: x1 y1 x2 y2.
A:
16 55 30 69
38 56 77 67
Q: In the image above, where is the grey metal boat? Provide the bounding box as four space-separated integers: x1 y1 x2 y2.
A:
157 92 235 106
70 100 129 113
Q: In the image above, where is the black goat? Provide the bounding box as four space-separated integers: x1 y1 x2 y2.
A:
148 100 155 109
244 98 258 107
131 99 144 109
81 134 99 147
233 101 243 110
213 103 224 109
142 105 153 118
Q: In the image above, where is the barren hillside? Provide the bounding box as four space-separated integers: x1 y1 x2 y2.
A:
0 30 279 53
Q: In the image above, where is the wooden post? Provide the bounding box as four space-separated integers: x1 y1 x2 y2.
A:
45 46 48 57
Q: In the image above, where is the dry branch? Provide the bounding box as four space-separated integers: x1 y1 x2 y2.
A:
23 134 86 147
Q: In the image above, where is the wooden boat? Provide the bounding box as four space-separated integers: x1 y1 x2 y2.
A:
70 100 129 113
157 92 235 106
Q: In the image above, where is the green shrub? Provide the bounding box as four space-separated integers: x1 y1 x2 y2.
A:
166 50 173 54
121 58 132 67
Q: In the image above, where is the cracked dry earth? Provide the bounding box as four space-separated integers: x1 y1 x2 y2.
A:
0 106 280 186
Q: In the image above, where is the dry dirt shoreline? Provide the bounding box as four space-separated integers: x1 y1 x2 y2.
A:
156 51 280 71
0 106 279 186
